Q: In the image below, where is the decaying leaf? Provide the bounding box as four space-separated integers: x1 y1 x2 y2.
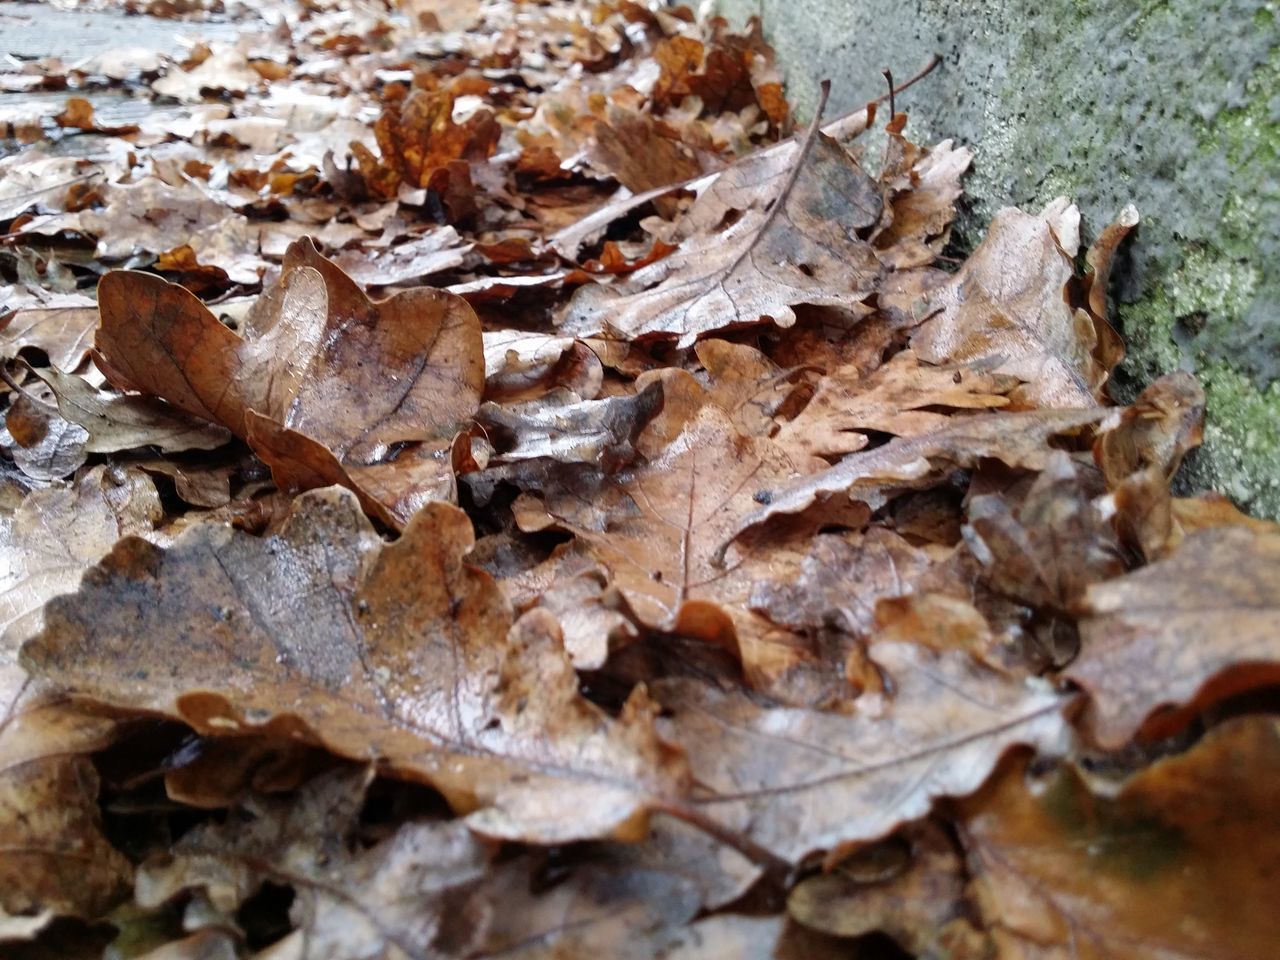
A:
22 487 688 845
560 112 883 347
1070 524 1280 747
736 406 1107 535
910 199 1118 408
773 349 1014 460
94 239 484 524
136 767 493 960
959 716 1280 960
0 468 160 923
656 641 1071 862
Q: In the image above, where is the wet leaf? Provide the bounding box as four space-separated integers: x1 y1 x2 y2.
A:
1070 524 1280 747
656 641 1071 862
911 199 1117 408
959 716 1280 960
23 488 689 845
560 112 883 347
94 239 484 524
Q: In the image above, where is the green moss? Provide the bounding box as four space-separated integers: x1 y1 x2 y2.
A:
1187 365 1280 508
723 0 1280 516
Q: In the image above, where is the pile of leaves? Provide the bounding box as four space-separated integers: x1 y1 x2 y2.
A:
2 1 1278 957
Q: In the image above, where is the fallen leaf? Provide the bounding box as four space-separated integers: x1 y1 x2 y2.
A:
23 487 689 845
735 406 1106 536
655 640 1070 862
476 380 663 470
560 106 883 347
1070 524 1280 747
136 767 492 960
911 198 1116 408
0 468 159 922
958 716 1280 960
773 350 1014 460
0 303 99 370
28 366 231 455
94 238 484 523
788 821 988 956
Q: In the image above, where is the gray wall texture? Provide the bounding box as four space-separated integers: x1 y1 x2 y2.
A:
719 0 1280 517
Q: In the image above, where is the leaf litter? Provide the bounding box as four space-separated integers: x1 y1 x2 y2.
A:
0 0 1277 956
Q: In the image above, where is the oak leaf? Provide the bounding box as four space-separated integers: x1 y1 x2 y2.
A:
736 406 1107 535
22 487 688 845
958 716 1280 960
94 238 484 525
655 641 1070 862
910 198 1117 408
1070 524 1280 747
0 468 159 922
560 125 883 347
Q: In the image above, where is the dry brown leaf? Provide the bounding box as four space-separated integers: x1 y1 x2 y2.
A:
958 716 1280 960
0 466 164 649
655 640 1070 862
95 238 484 524
0 304 99 370
136 766 492 960
735 406 1107 536
874 139 973 270
363 88 499 198
749 527 935 640
1094 370 1205 488
0 468 159 922
774 349 1015 460
788 821 988 956
964 451 1122 618
910 198 1117 408
1 386 88 482
22 487 689 845
28 367 231 455
560 122 883 347
1070 524 1280 748
516 403 818 694
476 381 663 470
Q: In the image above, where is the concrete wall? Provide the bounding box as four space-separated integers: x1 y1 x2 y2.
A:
719 0 1280 517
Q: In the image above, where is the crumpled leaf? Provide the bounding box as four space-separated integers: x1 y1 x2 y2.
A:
874 139 973 270
560 114 883 347
476 380 663 470
1070 524 1280 748
788 821 987 956
28 366 232 455
655 640 1070 862
964 451 1122 618
482 329 603 403
22 487 689 845
94 238 484 525
0 465 164 649
1 385 88 482
136 766 492 960
773 349 1014 460
0 468 160 922
735 406 1106 536
1095 370 1205 488
958 716 1280 960
359 87 499 199
910 198 1118 408
152 45 260 102
0 303 98 370
516 403 817 694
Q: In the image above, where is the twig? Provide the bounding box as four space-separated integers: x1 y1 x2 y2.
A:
658 799 793 888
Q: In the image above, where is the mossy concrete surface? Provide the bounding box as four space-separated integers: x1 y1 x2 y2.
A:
719 0 1280 517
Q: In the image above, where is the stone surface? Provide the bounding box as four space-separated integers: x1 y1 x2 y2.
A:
720 0 1280 517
